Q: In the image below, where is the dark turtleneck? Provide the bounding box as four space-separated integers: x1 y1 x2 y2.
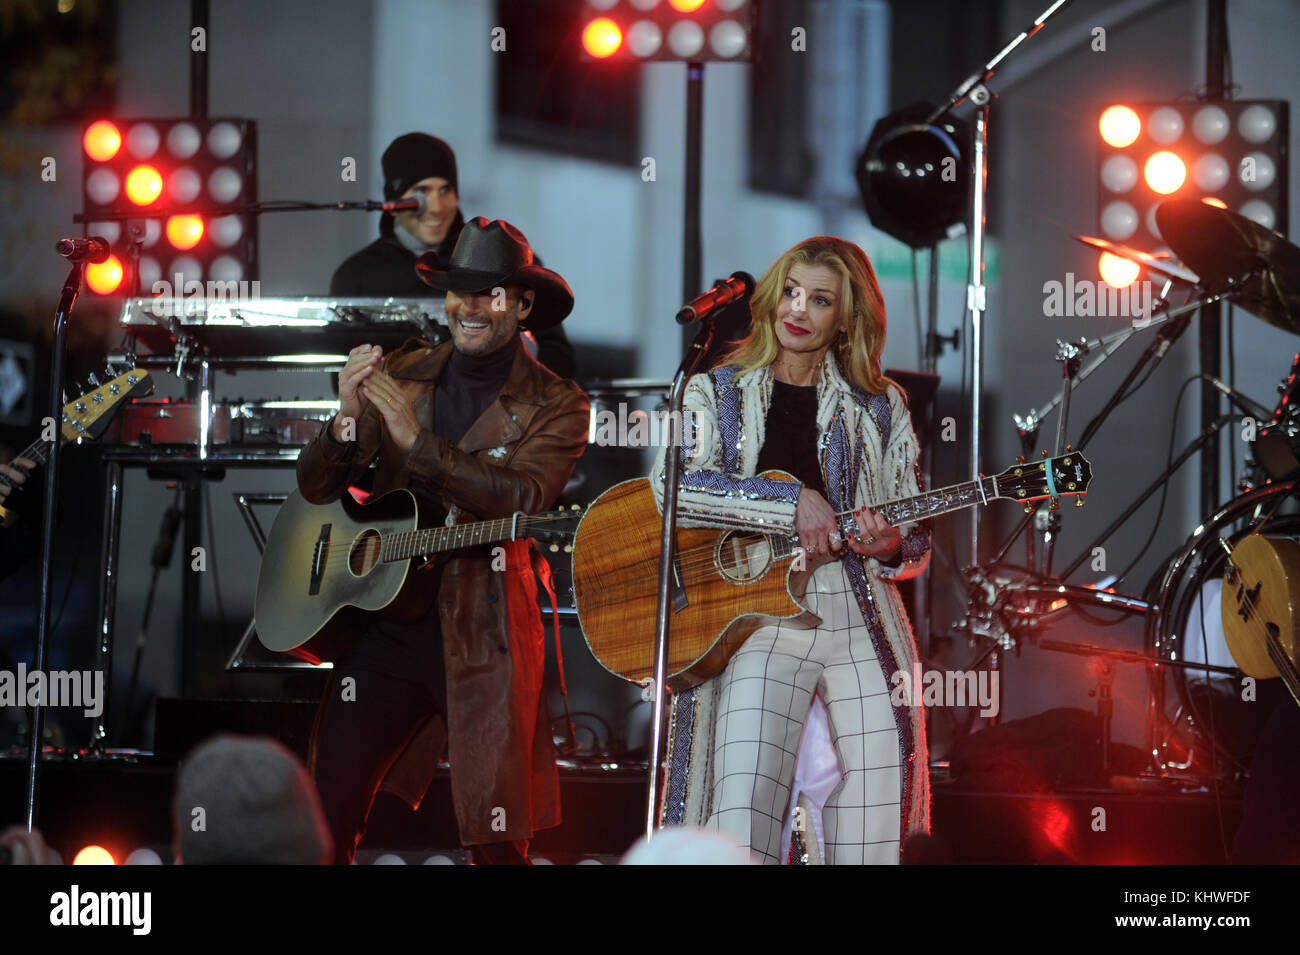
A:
433 332 520 442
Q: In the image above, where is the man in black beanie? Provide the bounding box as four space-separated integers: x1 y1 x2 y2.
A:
330 132 575 378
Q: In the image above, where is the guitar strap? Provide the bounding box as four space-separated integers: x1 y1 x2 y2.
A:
530 540 578 753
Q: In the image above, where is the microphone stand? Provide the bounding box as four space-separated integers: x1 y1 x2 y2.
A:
645 317 715 839
925 0 1074 569
25 260 85 831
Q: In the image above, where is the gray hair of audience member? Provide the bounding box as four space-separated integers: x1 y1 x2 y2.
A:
620 827 756 865
173 734 332 865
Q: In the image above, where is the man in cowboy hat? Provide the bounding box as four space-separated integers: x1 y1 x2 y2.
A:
330 132 575 378
298 217 589 864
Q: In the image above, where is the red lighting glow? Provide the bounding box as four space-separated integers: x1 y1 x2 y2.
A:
582 18 622 58
73 845 116 865
1099 252 1140 289
1099 106 1141 149
83 120 121 161
85 255 124 295
166 214 205 250
1202 197 1228 209
669 0 707 11
1143 151 1186 195
124 165 164 205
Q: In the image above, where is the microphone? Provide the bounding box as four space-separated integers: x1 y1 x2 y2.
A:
376 194 427 215
676 271 755 325
1204 374 1272 421
55 237 111 263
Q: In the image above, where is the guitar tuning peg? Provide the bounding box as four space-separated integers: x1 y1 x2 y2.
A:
1023 502 1035 514
1066 443 1073 451
549 543 559 553
1074 496 1085 508
1049 497 1061 511
1041 449 1049 457
87 372 101 387
563 544 573 553
1015 455 1026 464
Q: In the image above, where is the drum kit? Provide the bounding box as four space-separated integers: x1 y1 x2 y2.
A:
954 197 1300 785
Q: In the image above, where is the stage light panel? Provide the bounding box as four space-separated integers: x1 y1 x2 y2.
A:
580 0 753 61
1096 100 1288 275
80 117 258 296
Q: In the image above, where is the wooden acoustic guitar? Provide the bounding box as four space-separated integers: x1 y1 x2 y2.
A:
254 488 581 663
1221 534 1300 708
573 452 1094 691
0 368 152 526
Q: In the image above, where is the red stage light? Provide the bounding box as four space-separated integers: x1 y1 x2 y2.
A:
582 17 622 58
166 214 205 250
669 0 707 11
83 120 121 161
1099 252 1140 289
1202 196 1228 209
1144 151 1186 195
1099 106 1140 148
73 845 116 865
85 255 124 295
124 165 164 205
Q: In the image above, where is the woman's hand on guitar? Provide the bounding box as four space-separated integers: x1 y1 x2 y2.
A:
334 344 383 441
847 505 901 559
795 488 845 560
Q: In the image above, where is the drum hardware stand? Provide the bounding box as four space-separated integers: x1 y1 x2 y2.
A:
1039 637 1238 780
994 290 1225 573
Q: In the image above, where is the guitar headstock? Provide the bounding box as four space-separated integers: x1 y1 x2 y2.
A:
531 503 585 553
62 368 153 442
993 449 1093 512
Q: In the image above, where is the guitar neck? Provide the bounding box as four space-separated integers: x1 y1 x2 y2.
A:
763 475 999 560
380 513 534 562
0 438 48 490
850 475 1000 530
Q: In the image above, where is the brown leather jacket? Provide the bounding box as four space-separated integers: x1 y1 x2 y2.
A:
295 336 589 844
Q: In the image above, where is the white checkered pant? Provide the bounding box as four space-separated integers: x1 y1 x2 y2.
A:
708 560 902 864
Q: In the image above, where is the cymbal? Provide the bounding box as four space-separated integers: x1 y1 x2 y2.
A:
1072 234 1199 284
1156 198 1300 334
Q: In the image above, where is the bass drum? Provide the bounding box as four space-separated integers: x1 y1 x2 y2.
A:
1147 482 1298 775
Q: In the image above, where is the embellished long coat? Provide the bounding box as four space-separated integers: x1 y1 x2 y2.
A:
650 350 933 845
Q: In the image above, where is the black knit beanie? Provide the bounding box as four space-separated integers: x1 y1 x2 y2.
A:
382 132 458 200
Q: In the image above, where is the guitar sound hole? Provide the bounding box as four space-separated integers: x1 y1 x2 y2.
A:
349 529 382 576
715 532 773 584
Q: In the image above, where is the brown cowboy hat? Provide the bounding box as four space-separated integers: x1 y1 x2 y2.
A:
415 217 574 330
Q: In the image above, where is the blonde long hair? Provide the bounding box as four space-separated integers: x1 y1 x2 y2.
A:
721 236 900 398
